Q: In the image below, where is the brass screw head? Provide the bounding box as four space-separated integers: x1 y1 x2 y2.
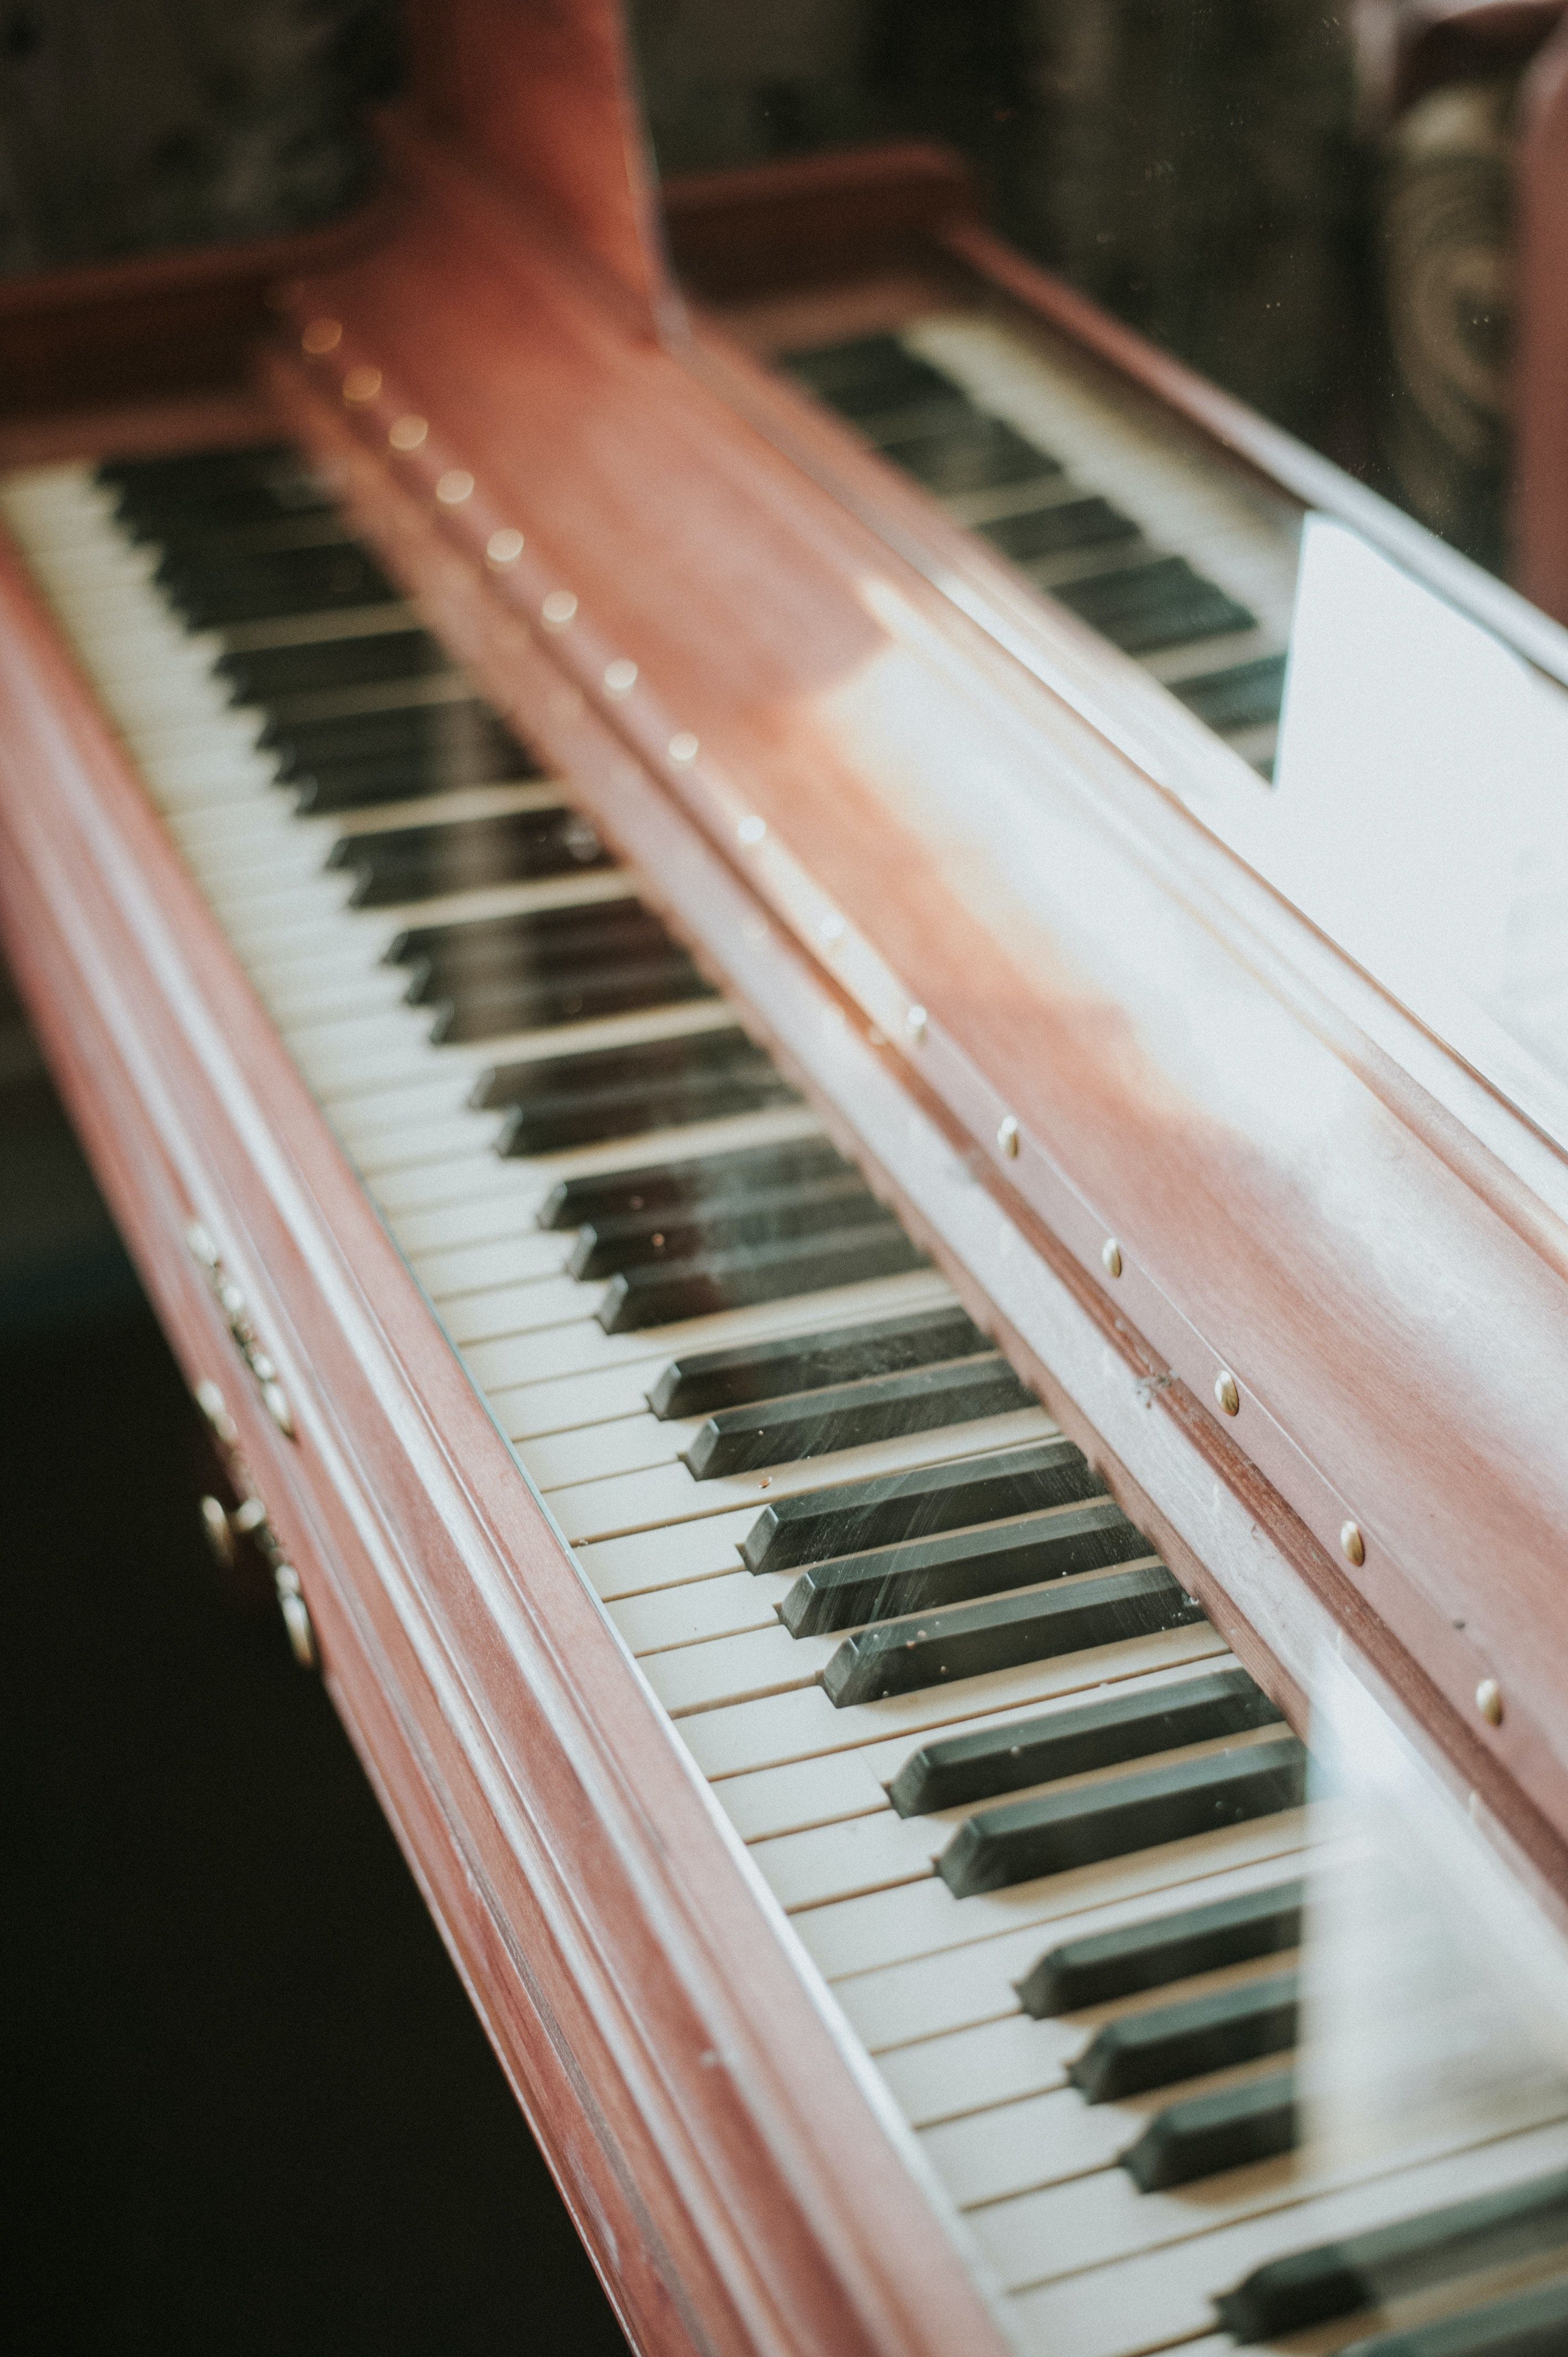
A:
905 1004 928 1042
301 317 342 356
1102 1239 1123 1279
1340 1519 1366 1567
997 1115 1020 1159
668 731 699 763
388 414 427 451
486 527 524 565
1214 1369 1240 1416
541 590 577 628
435 467 474 505
341 364 382 405
1477 1678 1504 1727
604 658 638 696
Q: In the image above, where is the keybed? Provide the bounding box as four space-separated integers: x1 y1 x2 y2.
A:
7 445 1568 2357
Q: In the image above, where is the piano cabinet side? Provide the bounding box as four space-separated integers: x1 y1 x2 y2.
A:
0 532 1015 2357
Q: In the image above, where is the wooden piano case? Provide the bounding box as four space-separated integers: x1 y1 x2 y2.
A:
5 4 1568 2350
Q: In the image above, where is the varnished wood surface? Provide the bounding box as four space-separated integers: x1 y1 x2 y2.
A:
272 122 1568 1893
404 0 674 332
0 527 1014 2357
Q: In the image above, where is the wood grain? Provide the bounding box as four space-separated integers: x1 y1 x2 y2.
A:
0 524 1014 2357
273 130 1568 1892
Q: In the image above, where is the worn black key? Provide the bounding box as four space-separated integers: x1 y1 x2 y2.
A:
826 1563 1205 1712
158 543 400 630
1216 2167 1568 2343
891 1664 1283 1816
1017 1879 1306 2019
686 1353 1035 1481
329 801 610 909
1054 557 1255 655
740 1437 1105 1576
295 751 530 816
787 1497 1144 1639
940 1735 1305 1896
879 413 1060 497
649 1305 987 1421
499 1062 797 1157
1072 1969 1299 2103
786 336 954 417
432 951 714 1043
476 1021 754 1114
218 626 451 705
400 903 672 997
1122 2071 1297 2193
392 897 657 981
264 698 520 770
1170 651 1288 736
109 455 333 536
538 1137 851 1235
571 1174 880 1280
100 441 296 493
979 496 1140 565
597 1223 926 1335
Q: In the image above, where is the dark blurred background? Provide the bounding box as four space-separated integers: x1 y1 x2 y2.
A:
1 0 1555 571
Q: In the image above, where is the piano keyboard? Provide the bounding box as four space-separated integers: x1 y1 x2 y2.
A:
8 442 1568 2357
782 323 1302 779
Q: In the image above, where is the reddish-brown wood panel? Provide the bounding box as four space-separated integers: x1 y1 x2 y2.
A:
275 139 1568 1882
0 529 1013 2357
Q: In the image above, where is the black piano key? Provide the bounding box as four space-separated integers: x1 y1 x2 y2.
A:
476 1022 756 1115
596 1223 926 1335
786 336 955 417
294 746 532 815
264 698 520 770
938 1735 1305 1897
99 441 297 492
879 414 1061 497
825 1562 1205 1712
499 1064 798 1157
391 897 660 985
537 1137 852 1233
1170 651 1288 737
785 1497 1144 1640
685 1353 1036 1481
890 1664 1284 1816
1121 2071 1297 2193
1017 1878 1306 2019
329 802 611 909
570 1173 880 1281
1071 1969 1299 2103
649 1304 988 1421
431 953 714 1044
217 626 452 705
978 496 1141 565
109 454 334 534
1215 2167 1568 2343
1054 556 1256 656
158 544 401 630
401 906 672 997
739 1437 1105 1576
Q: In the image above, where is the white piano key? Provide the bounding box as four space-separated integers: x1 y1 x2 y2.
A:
605 1567 796 1655
750 1809 940 1912
678 1623 1230 1783
714 1747 890 1844
574 1506 761 1598
640 1623 840 1715
412 1229 575 1299
889 1946 1299 2138
546 1404 1056 1543
519 1407 703 1489
792 1805 1312 1983
1004 2118 1568 2357
711 1656 1249 1844
369 1148 541 1217
468 1264 952 1397
834 1840 1314 2054
977 2077 1568 2304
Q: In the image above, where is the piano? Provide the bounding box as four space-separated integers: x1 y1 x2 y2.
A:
5 5 1568 2351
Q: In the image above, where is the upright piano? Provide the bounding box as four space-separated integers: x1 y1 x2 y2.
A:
6 6 1568 2353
